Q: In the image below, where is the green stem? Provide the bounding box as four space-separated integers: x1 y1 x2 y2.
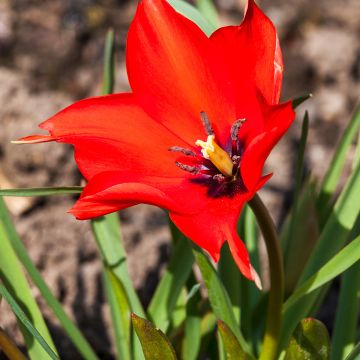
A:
249 194 284 360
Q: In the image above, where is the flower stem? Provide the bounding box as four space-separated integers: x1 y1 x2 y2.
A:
249 194 284 360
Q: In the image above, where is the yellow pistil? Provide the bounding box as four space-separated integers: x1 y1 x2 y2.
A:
195 135 234 178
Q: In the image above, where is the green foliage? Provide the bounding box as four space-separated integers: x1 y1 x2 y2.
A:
284 319 330 360
131 314 178 360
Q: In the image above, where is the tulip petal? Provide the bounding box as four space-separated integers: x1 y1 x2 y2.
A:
240 101 295 191
210 0 283 105
69 169 216 219
126 0 237 146
27 94 193 181
170 194 254 280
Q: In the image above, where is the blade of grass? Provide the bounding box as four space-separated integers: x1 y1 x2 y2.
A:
92 215 145 360
0 199 58 360
317 105 360 224
168 0 216 36
0 187 83 197
102 29 116 95
0 197 98 360
103 267 131 360
192 244 252 356
147 232 194 332
281 159 360 352
182 284 201 360
194 0 218 28
283 234 360 312
344 343 360 360
0 283 58 360
331 261 360 360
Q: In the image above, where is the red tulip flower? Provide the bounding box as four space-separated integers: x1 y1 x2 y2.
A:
17 0 295 285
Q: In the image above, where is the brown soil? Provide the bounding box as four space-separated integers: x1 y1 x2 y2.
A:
0 0 359 358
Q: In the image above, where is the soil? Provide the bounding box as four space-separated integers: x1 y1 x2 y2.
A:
0 0 359 358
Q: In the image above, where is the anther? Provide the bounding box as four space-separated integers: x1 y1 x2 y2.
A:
231 155 241 165
175 161 200 174
169 146 196 157
213 174 225 182
200 111 214 136
231 118 246 141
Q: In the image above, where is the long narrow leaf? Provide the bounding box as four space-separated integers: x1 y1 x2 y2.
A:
0 198 98 360
0 199 58 360
0 283 59 360
317 105 360 223
331 251 360 359
194 0 218 28
345 343 360 360
283 234 360 312
92 215 145 360
0 327 27 360
147 234 194 331
103 268 131 360
281 159 360 352
0 187 83 197
168 0 216 36
192 245 252 356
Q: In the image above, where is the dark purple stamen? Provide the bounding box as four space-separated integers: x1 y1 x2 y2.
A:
175 162 200 174
213 174 225 182
200 111 214 136
231 118 246 141
168 146 196 156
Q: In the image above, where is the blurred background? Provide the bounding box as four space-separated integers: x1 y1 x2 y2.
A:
0 0 359 358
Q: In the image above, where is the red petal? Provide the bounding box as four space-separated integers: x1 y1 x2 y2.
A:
69 169 214 219
210 0 283 105
36 94 191 180
170 194 254 280
240 101 295 191
126 0 236 145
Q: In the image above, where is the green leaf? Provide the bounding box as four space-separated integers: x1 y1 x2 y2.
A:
0 197 98 360
192 245 252 356
283 233 360 313
103 267 131 360
182 284 201 360
0 283 59 360
194 0 218 28
168 0 216 36
331 254 360 359
283 181 319 294
345 343 360 360
91 214 145 360
217 320 250 360
0 187 83 197
317 105 360 224
284 318 330 360
131 314 178 360
281 158 360 352
292 94 312 109
0 198 58 360
147 231 194 331
102 29 116 95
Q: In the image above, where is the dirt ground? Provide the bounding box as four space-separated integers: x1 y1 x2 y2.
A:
0 0 359 358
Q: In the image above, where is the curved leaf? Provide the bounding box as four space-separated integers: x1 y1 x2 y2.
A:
131 314 177 360
217 320 250 360
284 318 330 360
168 0 216 36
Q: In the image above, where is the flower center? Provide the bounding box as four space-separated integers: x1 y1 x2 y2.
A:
195 135 233 178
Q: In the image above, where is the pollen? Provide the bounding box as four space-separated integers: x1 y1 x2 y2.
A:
196 135 234 178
